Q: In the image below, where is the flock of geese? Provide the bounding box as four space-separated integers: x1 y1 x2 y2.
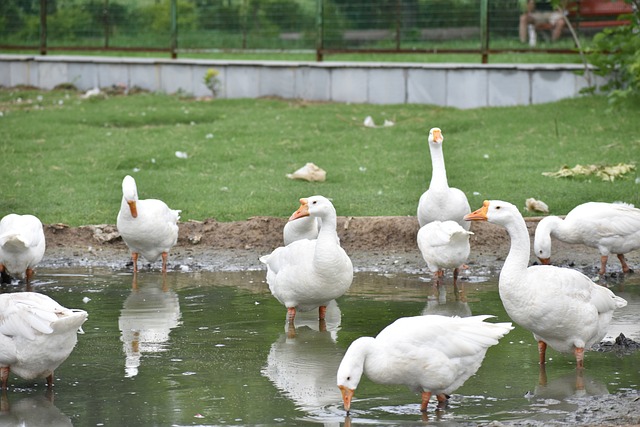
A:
1 127 639 415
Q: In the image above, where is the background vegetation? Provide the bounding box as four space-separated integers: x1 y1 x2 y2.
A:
1 88 638 226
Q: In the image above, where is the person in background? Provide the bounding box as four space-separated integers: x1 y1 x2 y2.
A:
519 0 568 46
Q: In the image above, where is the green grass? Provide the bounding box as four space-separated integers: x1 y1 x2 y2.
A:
0 88 638 226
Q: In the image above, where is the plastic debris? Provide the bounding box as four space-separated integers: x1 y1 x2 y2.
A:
175 151 188 159
81 87 101 99
542 163 636 182
525 198 549 214
286 162 326 182
363 116 395 128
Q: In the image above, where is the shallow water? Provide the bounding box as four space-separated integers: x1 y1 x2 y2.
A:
1 267 639 426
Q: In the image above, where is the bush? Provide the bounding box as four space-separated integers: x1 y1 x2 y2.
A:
584 0 640 109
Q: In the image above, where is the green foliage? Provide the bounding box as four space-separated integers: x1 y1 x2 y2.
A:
0 88 638 226
584 1 640 109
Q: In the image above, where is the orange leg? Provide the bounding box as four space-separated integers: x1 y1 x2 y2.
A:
132 252 139 273
287 307 296 323
574 347 585 369
599 255 608 275
617 254 631 273
46 373 54 388
25 268 35 283
453 267 459 287
318 305 327 320
162 252 168 273
1 367 9 390
436 394 449 410
420 391 432 412
538 341 547 365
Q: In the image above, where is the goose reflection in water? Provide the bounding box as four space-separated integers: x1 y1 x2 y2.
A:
262 300 343 412
421 283 472 319
0 393 72 426
531 365 609 401
118 273 182 378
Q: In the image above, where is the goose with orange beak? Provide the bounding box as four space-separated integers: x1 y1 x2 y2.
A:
116 175 181 274
336 315 512 414
260 196 352 324
464 200 627 368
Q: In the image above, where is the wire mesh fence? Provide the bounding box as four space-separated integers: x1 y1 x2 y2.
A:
0 0 634 61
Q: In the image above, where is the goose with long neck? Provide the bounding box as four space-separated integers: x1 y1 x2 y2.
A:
336 314 512 414
465 200 627 368
417 127 470 230
260 196 353 323
116 175 181 273
534 201 640 275
0 213 46 284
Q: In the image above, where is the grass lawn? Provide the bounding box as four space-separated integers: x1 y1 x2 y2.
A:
0 88 638 226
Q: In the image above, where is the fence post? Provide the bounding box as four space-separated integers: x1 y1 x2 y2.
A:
104 0 110 49
316 0 324 61
39 0 47 55
170 0 177 58
480 0 489 63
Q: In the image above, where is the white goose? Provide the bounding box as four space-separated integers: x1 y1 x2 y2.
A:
116 175 181 273
417 127 470 230
0 292 88 389
534 202 640 275
336 314 512 413
465 200 628 368
260 196 353 323
417 220 472 286
0 213 46 283
282 216 320 246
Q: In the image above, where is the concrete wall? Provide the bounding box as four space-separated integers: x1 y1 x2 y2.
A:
0 54 601 109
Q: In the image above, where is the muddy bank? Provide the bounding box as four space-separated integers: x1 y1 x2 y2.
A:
40 216 639 275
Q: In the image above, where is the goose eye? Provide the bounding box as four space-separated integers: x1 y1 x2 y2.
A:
312 200 317 205
346 376 351 381
495 206 501 210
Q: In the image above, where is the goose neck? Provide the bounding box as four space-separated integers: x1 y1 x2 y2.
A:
500 214 531 281
429 144 449 188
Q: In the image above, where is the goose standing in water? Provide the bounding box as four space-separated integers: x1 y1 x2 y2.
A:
0 292 88 389
465 200 627 368
260 196 353 323
0 213 46 284
336 314 512 413
116 175 180 273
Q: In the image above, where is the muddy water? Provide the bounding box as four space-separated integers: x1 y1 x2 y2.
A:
1 268 639 426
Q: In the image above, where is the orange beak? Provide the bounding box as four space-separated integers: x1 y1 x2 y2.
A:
538 257 551 265
339 385 354 413
464 200 489 221
432 128 443 143
288 198 310 221
127 200 138 218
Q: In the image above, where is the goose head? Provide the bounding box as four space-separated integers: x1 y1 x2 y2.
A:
122 175 139 218
336 337 369 413
428 127 443 146
533 218 553 264
288 195 336 222
464 200 519 226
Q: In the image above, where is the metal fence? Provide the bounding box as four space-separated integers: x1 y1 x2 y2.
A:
0 0 633 62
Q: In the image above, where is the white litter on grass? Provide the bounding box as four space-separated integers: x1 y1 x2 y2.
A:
175 151 188 159
525 198 549 214
81 87 101 99
363 116 395 128
82 297 91 303
286 162 326 182
205 133 214 139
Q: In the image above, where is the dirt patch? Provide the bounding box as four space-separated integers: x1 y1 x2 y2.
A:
40 216 638 275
